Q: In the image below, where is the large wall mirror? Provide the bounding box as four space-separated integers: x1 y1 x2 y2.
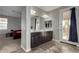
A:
31 16 45 30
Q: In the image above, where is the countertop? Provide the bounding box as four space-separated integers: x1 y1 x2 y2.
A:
31 28 53 33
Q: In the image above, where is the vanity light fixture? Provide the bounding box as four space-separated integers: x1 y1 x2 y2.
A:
42 14 49 19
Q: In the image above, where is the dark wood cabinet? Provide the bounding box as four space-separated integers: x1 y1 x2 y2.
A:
31 31 53 48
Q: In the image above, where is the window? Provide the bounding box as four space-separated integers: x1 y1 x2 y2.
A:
0 18 8 30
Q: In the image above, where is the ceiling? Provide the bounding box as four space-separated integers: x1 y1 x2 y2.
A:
37 6 61 12
0 6 23 17
0 6 61 17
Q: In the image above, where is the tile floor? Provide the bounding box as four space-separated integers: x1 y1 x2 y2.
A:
13 40 79 53
0 37 21 53
29 41 79 53
0 36 79 53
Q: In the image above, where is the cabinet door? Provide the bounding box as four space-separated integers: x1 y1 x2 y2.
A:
31 32 41 48
31 36 39 48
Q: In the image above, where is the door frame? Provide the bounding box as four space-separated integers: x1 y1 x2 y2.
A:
59 6 74 41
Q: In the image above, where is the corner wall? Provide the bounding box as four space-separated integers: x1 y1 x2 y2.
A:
21 6 31 52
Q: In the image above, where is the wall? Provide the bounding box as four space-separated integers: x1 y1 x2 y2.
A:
8 17 21 31
21 7 26 50
21 6 31 52
48 9 60 40
76 7 79 42
40 17 45 29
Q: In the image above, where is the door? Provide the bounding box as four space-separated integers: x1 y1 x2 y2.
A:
62 10 71 41
59 9 71 41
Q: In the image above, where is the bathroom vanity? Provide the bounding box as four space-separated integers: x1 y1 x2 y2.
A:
31 30 53 48
31 10 53 48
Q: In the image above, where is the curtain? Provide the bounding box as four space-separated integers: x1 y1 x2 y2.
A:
69 7 78 42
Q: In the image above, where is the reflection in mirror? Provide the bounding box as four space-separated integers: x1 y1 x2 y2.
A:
31 16 43 30
45 21 52 28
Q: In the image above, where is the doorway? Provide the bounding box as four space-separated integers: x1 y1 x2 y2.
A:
62 10 71 41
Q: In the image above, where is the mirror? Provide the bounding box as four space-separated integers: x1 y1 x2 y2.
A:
45 20 52 29
31 16 44 30
31 16 52 30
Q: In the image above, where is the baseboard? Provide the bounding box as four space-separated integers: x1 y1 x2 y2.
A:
21 45 31 52
25 49 31 52
53 39 79 47
60 40 79 46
